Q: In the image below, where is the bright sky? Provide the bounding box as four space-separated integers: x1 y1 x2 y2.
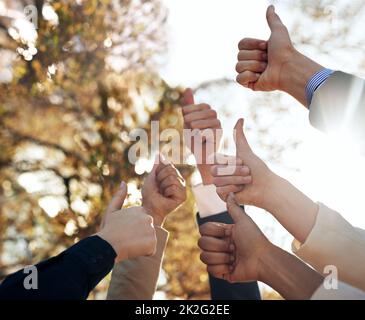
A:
7 0 365 297
11 0 365 246
159 0 365 251
160 0 269 87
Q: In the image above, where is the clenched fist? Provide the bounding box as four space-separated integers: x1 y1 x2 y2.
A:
198 193 271 282
142 155 186 226
98 182 157 262
236 5 322 106
199 193 324 299
236 5 295 92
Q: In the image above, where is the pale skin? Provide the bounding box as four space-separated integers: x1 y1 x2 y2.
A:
191 5 325 243
183 7 321 249
97 182 157 263
142 155 187 226
197 5 329 298
182 88 221 185
198 193 324 300
210 4 326 251
181 89 252 191
236 5 323 107
99 158 186 262
211 118 318 244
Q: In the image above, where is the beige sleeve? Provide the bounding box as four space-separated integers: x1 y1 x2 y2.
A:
106 226 168 300
292 203 365 292
311 280 365 300
309 71 365 154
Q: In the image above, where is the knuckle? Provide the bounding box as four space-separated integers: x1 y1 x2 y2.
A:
236 73 247 84
199 223 209 236
190 122 201 130
167 175 176 184
253 60 261 69
254 50 262 59
197 237 204 249
224 241 231 251
238 38 248 48
167 166 176 174
248 71 256 81
199 252 206 263
199 103 210 110
200 252 211 264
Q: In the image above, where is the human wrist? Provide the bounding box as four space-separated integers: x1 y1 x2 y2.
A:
279 50 323 106
256 242 278 283
150 213 165 227
142 206 165 227
259 170 282 211
258 243 323 299
261 172 318 243
197 163 214 185
96 230 125 262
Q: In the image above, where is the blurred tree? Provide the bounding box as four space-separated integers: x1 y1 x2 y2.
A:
0 0 209 299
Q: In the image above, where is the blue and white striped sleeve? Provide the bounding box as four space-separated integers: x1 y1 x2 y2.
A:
305 68 334 106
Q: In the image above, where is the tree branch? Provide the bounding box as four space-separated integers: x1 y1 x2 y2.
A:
3 124 86 165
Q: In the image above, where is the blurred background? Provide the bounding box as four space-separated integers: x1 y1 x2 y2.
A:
1 0 365 299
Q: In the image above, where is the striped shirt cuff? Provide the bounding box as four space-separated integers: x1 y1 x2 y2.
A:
306 68 334 106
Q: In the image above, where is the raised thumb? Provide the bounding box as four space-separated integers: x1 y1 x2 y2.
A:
182 88 195 106
106 181 128 214
266 5 284 31
226 192 246 223
234 118 251 158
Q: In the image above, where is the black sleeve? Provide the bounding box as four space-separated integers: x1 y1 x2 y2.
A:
0 235 116 300
197 211 261 300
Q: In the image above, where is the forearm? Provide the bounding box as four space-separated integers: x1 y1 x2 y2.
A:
280 50 323 107
263 174 318 244
258 244 323 300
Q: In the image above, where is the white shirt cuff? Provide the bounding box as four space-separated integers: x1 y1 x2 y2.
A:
192 184 227 218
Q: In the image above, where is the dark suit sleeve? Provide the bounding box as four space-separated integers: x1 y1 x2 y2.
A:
197 211 261 300
0 235 116 300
